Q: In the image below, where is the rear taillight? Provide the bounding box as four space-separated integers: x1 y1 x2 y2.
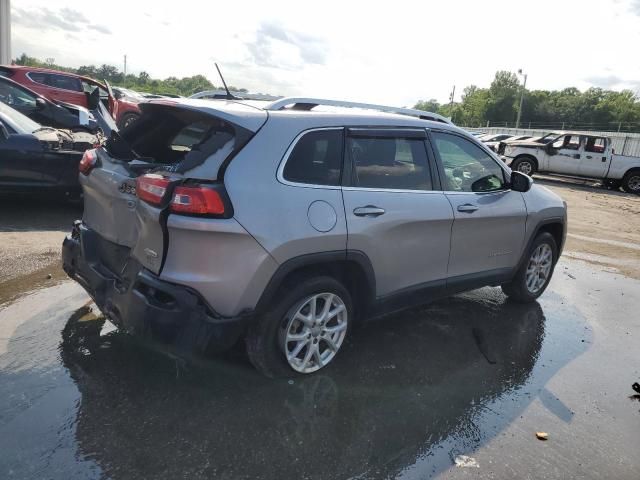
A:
136 174 170 206
79 149 97 176
170 185 226 216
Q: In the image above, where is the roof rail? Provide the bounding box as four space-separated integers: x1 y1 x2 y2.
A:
264 97 453 124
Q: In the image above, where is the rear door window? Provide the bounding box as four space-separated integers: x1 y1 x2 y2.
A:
585 137 606 153
46 74 83 92
347 136 432 190
282 129 343 186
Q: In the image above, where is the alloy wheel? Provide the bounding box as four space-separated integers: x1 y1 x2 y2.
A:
281 293 348 374
525 243 553 294
517 161 533 175
628 175 640 192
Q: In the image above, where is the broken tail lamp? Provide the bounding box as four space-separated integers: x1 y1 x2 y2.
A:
79 149 97 176
136 174 226 216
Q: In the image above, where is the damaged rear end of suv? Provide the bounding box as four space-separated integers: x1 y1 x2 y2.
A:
62 99 266 352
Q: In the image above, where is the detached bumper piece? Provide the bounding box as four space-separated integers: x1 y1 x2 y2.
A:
62 221 247 352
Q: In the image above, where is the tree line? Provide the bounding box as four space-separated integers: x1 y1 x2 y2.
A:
12 53 248 96
415 71 640 133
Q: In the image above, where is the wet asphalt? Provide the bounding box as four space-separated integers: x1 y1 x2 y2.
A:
0 259 639 479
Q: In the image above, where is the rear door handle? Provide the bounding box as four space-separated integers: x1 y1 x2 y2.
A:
586 155 593 159
353 206 385 217
457 204 479 213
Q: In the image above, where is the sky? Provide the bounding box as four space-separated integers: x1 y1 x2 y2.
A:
8 0 640 106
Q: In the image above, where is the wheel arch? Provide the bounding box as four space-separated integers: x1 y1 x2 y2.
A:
513 218 565 275
254 250 376 321
513 154 539 171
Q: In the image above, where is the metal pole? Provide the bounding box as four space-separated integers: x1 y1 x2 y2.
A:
123 54 127 86
0 0 11 65
515 72 527 129
449 85 455 121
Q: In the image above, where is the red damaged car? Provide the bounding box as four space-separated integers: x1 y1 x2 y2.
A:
0 65 142 129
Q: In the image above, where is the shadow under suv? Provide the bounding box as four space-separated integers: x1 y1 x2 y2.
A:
62 97 567 377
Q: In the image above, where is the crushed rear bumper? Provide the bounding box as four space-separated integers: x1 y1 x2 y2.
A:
62 221 248 352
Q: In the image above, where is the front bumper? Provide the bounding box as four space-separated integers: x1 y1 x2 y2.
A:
62 221 248 352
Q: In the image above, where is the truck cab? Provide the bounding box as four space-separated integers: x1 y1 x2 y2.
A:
502 131 640 194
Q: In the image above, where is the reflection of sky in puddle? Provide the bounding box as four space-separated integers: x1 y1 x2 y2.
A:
0 279 590 479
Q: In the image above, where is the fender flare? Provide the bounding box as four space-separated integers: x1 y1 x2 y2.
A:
254 250 376 314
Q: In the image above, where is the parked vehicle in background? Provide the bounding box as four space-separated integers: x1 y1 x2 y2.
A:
0 75 100 132
479 133 513 144
62 96 566 377
502 131 640 193
140 92 183 99
488 135 532 153
189 90 282 101
0 65 142 130
0 101 100 197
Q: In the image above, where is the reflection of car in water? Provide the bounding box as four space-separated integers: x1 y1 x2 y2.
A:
60 292 547 479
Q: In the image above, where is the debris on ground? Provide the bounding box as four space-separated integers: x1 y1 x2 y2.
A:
46 273 52 279
454 455 479 468
536 432 549 440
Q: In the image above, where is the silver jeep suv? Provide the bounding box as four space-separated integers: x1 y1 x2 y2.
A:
62 97 567 376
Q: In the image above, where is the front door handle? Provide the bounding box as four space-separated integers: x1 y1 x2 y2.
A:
457 204 479 213
353 206 385 217
586 155 593 159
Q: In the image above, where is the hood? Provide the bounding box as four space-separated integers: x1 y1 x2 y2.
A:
506 139 544 149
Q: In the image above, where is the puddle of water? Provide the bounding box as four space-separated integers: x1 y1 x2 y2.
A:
0 278 593 480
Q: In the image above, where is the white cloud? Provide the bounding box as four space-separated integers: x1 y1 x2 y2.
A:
9 0 640 105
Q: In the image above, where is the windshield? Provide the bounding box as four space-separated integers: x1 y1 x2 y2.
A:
0 100 40 133
538 133 562 144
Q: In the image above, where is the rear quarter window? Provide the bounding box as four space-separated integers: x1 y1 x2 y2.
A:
283 129 343 186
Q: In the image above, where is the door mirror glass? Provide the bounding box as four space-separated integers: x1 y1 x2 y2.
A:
510 171 532 192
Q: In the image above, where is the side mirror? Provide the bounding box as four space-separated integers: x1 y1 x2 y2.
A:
36 97 47 110
510 171 532 192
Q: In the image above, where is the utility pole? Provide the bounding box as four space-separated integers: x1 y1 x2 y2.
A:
0 0 11 65
123 54 127 86
516 69 528 129
448 85 456 121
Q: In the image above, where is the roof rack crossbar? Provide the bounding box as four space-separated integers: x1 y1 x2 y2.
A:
264 97 453 125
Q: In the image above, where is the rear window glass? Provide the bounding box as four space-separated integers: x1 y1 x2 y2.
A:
105 105 251 179
283 129 343 186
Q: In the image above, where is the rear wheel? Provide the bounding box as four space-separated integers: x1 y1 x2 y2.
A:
502 232 557 303
511 157 537 176
246 276 352 377
622 170 640 194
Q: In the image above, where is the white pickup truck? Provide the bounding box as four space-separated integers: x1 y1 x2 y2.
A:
501 131 640 194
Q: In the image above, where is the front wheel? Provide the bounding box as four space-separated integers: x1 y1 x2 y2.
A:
511 157 537 176
502 232 558 303
246 276 353 377
622 170 640 194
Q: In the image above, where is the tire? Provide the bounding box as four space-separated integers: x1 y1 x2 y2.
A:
511 156 537 176
245 276 353 378
118 112 139 130
621 170 640 194
502 232 558 303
